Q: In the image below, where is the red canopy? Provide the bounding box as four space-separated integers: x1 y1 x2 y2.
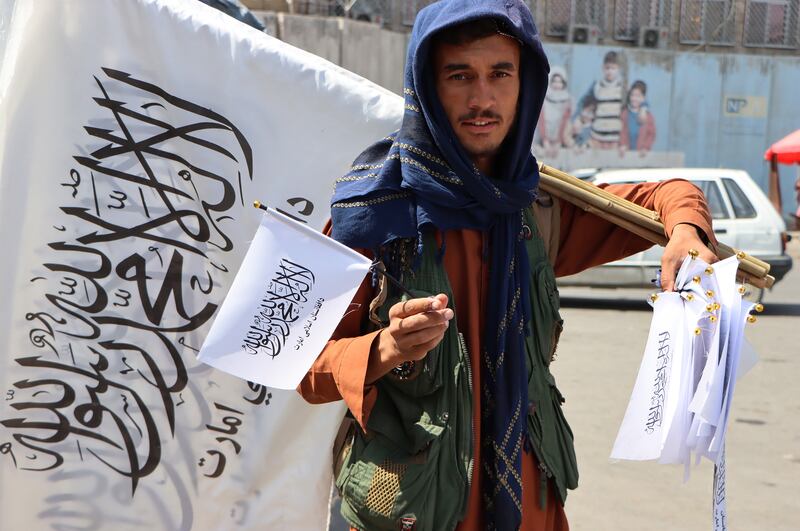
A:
765 129 800 164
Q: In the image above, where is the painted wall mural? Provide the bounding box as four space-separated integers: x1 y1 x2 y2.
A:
532 44 799 217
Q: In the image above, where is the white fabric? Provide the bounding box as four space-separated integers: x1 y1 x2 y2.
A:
611 256 757 531
0 0 403 529
610 291 685 461
198 209 372 390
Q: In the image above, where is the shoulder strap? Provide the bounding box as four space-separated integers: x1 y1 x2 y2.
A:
531 191 561 267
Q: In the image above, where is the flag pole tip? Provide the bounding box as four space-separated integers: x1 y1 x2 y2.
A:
253 200 267 211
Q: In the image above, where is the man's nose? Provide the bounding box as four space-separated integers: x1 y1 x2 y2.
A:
468 78 495 110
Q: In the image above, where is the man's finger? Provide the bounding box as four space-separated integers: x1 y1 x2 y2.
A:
397 322 448 352
700 248 719 264
389 294 449 319
389 297 436 319
408 335 447 361
397 309 453 333
661 257 678 292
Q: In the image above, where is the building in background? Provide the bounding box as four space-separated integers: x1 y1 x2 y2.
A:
242 0 799 56
236 0 799 219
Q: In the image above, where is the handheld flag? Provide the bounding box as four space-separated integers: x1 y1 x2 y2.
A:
197 206 372 390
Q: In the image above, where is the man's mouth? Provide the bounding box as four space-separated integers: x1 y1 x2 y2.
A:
462 120 499 132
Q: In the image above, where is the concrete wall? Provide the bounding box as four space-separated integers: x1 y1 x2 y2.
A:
765 56 800 213
277 13 342 65
340 19 382 85
242 0 288 11
375 28 408 96
256 13 409 95
253 12 800 216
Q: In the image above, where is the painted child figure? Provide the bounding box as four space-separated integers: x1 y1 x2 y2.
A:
579 51 624 149
620 80 656 157
535 67 573 158
570 94 596 152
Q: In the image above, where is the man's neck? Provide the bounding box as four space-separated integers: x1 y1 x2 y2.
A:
474 156 494 176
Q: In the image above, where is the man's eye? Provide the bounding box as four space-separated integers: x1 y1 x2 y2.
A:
493 71 511 78
449 73 468 81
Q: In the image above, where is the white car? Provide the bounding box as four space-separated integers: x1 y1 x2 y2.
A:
558 168 793 299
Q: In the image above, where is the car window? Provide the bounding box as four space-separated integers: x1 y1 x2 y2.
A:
722 178 757 218
692 180 729 220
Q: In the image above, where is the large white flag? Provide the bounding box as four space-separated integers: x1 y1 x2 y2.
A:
0 1 402 529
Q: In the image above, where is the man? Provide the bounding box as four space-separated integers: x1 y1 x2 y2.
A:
794 174 800 230
300 1 716 530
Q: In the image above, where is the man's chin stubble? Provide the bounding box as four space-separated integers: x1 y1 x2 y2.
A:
466 145 501 159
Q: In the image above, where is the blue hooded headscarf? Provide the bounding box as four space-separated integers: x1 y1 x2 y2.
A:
332 1 549 528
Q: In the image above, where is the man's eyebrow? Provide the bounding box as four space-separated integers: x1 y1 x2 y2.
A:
441 61 517 72
492 62 516 70
442 63 471 72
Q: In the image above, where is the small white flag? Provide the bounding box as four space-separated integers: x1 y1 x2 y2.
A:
610 291 685 461
610 255 757 531
198 208 372 389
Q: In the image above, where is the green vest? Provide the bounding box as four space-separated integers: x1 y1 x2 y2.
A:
335 208 578 530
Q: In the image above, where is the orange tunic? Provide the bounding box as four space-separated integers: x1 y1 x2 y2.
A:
299 180 715 530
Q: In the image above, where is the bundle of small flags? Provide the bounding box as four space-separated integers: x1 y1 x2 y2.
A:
611 254 762 531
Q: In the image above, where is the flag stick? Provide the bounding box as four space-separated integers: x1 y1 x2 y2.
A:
369 261 417 300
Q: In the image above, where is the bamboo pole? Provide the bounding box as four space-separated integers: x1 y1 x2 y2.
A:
539 163 662 221
537 163 775 289
538 163 771 277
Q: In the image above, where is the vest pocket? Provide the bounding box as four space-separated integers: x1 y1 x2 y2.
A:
337 308 468 530
337 427 448 530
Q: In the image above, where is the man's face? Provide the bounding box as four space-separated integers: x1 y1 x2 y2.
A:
603 62 619 82
433 34 521 173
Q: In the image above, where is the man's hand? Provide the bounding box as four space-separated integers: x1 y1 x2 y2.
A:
660 223 718 292
366 294 454 382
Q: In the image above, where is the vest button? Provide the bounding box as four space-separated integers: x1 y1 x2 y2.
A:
439 412 449 423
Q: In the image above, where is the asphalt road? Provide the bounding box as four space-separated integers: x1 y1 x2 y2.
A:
555 235 799 530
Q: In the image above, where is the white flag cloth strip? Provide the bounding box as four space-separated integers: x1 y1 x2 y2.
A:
611 256 758 531
0 0 403 529
198 208 372 390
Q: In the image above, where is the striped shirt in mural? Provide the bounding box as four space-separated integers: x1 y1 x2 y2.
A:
590 77 624 143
